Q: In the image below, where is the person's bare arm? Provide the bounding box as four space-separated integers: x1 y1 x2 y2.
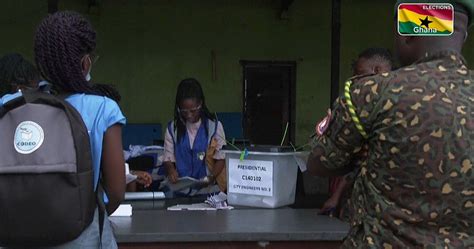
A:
163 127 179 183
101 124 126 214
164 161 179 183
211 159 225 177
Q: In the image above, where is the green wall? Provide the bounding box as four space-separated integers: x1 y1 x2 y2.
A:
0 0 46 61
87 0 332 145
1 0 473 146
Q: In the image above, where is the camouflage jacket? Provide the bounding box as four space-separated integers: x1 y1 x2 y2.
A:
309 50 474 249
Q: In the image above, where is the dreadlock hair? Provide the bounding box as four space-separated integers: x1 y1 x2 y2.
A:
351 47 394 72
34 11 102 96
0 53 40 96
173 78 216 141
92 83 121 103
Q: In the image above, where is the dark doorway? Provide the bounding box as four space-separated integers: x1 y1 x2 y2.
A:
241 61 296 146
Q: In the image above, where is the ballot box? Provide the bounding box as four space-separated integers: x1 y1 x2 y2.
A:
223 146 303 208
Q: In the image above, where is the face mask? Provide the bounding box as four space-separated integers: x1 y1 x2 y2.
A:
85 57 92 82
85 70 92 82
82 55 92 82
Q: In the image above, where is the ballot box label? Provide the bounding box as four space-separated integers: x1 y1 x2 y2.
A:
228 159 273 197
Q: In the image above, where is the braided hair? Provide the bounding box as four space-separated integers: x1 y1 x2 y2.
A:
0 53 40 95
173 78 216 141
34 11 101 95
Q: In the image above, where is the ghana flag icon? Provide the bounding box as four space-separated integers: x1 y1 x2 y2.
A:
398 3 454 36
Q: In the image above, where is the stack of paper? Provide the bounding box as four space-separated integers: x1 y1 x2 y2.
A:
167 192 233 211
205 192 229 208
161 176 208 191
125 163 138 184
111 204 133 216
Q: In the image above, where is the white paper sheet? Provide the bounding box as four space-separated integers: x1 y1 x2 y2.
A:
111 204 132 216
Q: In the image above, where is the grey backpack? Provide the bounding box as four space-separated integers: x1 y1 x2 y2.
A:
0 91 98 247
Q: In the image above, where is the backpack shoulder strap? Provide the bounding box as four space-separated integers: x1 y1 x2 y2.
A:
0 94 26 118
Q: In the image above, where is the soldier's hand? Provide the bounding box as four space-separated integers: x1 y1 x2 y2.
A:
319 195 339 217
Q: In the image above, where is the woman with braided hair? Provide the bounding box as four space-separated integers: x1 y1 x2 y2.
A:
34 11 125 248
163 78 227 196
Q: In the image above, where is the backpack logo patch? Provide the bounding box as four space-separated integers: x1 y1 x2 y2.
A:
14 121 44 154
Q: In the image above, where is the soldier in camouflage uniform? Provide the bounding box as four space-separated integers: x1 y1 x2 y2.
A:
307 0 474 248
